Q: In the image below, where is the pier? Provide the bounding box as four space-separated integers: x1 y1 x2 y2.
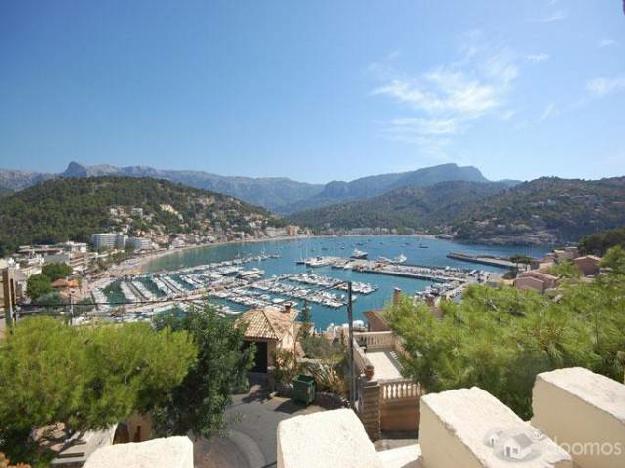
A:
447 252 516 269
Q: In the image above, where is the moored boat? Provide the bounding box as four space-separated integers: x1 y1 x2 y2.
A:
351 249 368 259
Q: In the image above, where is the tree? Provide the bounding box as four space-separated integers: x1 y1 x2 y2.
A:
298 301 313 338
26 274 52 300
548 260 580 278
41 263 72 282
510 254 533 271
0 317 196 463
385 266 625 420
601 245 625 276
579 227 625 256
152 306 254 439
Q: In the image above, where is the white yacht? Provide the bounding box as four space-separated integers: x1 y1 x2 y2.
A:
351 249 368 259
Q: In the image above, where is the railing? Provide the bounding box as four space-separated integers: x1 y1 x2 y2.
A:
380 378 420 402
353 338 373 373
354 331 395 351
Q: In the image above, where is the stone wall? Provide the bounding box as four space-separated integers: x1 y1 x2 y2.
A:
532 367 625 468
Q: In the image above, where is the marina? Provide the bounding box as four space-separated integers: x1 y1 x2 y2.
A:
90 236 549 328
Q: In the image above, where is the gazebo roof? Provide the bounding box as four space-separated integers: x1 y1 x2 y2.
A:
238 306 297 341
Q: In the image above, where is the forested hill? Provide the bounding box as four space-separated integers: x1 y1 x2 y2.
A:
452 177 625 244
288 181 508 232
289 177 625 244
0 177 282 255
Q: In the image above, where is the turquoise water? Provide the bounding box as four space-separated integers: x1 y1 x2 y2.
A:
145 236 550 330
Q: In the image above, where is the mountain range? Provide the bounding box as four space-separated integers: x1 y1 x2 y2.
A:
0 162 516 214
3 161 624 245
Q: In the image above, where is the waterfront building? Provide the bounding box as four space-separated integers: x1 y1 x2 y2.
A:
128 237 153 251
574 255 602 276
513 271 558 294
90 233 127 250
265 226 288 238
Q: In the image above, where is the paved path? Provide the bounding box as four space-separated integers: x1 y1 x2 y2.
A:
367 350 403 380
194 381 323 468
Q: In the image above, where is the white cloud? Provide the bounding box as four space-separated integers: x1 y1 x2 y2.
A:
539 103 557 122
586 75 625 97
371 35 519 153
527 53 550 63
529 10 567 23
598 39 617 48
374 69 504 119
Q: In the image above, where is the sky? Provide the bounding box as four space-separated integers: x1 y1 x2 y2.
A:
1 0 624 183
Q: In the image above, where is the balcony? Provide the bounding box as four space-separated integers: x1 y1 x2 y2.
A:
353 331 420 437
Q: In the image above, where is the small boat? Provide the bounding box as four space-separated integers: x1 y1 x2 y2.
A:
393 254 408 264
418 244 429 249
351 249 368 259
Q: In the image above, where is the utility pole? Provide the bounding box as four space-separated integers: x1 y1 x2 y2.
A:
347 280 355 409
2 268 17 329
69 293 74 326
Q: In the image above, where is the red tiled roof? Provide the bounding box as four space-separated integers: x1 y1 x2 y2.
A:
237 306 297 341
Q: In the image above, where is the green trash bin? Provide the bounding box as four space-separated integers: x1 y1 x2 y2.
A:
292 374 316 405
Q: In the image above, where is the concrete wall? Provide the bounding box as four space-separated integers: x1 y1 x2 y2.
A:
277 368 623 468
514 276 545 293
277 409 382 468
573 257 600 276
532 367 625 468
380 398 419 433
419 387 571 468
85 436 193 468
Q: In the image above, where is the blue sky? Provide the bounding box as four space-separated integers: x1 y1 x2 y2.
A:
1 0 624 183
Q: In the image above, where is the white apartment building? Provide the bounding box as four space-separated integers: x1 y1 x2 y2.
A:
90 233 127 250
128 237 153 251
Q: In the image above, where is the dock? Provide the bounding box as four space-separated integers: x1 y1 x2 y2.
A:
447 252 516 269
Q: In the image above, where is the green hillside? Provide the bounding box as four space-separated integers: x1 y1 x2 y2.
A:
289 176 625 244
288 181 507 232
0 176 282 255
453 177 625 244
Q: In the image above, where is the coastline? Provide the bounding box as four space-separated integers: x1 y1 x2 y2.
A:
110 233 439 276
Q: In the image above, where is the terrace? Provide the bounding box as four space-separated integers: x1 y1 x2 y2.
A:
353 330 420 437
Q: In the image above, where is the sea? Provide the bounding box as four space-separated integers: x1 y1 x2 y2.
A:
144 235 551 330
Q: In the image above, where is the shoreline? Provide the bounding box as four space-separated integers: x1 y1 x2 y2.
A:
109 233 439 277
106 231 545 279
